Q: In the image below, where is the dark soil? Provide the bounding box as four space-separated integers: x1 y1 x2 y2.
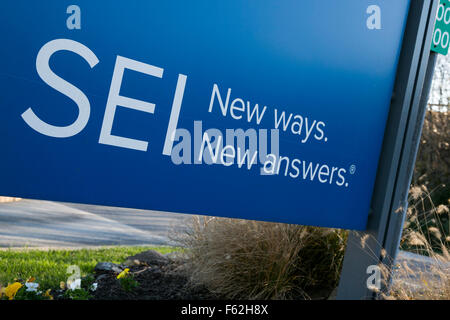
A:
93 262 221 300
62 250 331 300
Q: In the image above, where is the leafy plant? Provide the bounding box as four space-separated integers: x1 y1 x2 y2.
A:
14 286 49 300
63 288 92 300
81 274 95 291
119 276 139 292
116 268 139 292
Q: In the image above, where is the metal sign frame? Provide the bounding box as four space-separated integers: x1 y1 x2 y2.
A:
337 0 439 299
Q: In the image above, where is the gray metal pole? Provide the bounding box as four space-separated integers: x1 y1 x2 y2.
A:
380 51 438 272
336 0 439 300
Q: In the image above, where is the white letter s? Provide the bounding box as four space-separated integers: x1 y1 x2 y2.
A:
22 39 99 138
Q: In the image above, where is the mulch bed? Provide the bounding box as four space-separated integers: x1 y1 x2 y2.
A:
55 250 331 300
92 261 221 300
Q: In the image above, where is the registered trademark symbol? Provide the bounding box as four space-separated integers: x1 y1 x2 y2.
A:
349 165 356 175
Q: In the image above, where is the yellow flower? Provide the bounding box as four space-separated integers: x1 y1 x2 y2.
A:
44 289 53 300
117 268 130 279
5 282 23 300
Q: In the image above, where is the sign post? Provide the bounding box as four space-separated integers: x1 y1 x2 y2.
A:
337 0 439 299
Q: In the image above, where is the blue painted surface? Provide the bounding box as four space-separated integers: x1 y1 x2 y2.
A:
0 1 410 230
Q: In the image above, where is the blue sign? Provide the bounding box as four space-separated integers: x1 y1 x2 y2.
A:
0 1 410 230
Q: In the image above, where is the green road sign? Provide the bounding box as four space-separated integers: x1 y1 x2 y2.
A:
432 0 450 55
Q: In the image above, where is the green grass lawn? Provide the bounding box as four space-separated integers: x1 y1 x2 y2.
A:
0 246 177 290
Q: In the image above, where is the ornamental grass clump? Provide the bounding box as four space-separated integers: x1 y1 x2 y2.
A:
176 217 347 299
388 247 450 300
389 185 450 300
401 185 450 255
